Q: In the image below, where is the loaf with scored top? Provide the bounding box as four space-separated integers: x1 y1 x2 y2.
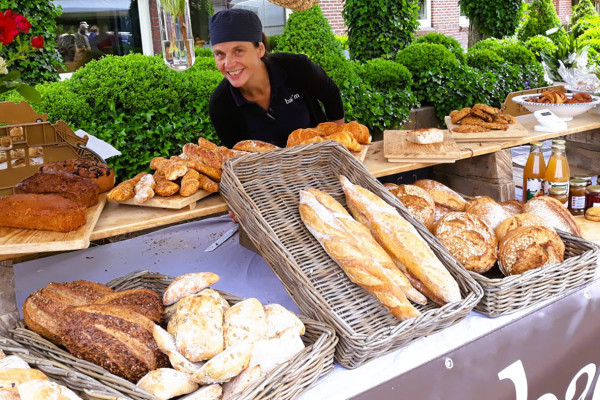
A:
523 196 582 237
413 179 467 212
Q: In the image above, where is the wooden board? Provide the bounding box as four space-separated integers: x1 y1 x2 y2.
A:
575 216 600 244
383 130 461 163
0 195 106 254
352 144 370 163
445 116 530 142
109 189 214 210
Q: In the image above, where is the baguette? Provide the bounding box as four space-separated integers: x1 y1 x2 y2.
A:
299 189 421 320
340 176 461 305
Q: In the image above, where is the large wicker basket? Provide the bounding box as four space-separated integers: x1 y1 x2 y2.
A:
219 140 484 369
9 270 337 400
470 231 599 317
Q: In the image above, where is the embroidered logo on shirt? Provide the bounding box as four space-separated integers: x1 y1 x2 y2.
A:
284 93 300 104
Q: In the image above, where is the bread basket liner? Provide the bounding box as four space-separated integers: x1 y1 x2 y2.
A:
8 270 338 400
468 230 599 317
219 140 484 369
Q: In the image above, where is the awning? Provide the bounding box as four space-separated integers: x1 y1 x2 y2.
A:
53 0 132 13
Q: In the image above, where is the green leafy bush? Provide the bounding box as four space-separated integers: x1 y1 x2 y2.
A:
395 43 459 73
459 0 522 39
195 47 214 57
517 0 561 42
572 0 597 25
524 35 558 61
466 48 505 70
343 0 419 61
413 32 466 63
573 15 600 38
268 34 281 51
498 44 538 66
580 27 600 41
471 38 504 51
334 35 348 51
1 0 63 85
357 59 412 90
193 56 217 71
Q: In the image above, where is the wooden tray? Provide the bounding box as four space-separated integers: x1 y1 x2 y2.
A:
383 130 461 163
445 116 530 142
0 194 106 254
109 189 214 210
575 216 600 244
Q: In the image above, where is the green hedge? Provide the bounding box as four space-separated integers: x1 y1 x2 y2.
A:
572 0 597 26
413 32 466 63
517 0 561 42
573 15 600 38
524 35 557 61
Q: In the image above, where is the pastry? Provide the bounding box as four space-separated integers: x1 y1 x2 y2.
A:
585 206 600 222
179 169 201 197
232 140 279 153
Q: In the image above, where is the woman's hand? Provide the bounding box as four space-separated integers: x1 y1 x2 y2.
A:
228 209 238 223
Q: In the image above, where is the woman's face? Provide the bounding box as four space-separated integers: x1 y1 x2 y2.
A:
213 41 265 88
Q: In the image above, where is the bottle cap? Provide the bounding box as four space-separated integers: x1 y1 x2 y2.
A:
552 139 566 145
531 141 543 148
587 185 600 194
570 178 588 187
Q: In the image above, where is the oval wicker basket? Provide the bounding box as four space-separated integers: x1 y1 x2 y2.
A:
9 270 338 400
219 140 484 369
267 0 317 11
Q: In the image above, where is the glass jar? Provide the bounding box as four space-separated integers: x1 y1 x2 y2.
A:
156 0 195 71
572 174 592 187
569 179 587 216
586 185 600 210
548 187 568 206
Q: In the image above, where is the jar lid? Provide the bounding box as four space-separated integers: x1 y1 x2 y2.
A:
553 139 566 145
530 141 543 148
587 185 600 194
572 174 592 181
570 178 588 187
551 144 565 150
549 187 568 195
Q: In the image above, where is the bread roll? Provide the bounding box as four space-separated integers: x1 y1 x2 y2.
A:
0 356 30 370
163 272 220 305
223 298 267 347
222 366 261 400
248 328 305 375
93 288 163 323
500 200 523 216
433 212 497 274
232 140 279 153
495 213 554 243
524 196 582 236
340 176 461 305
191 341 253 385
406 128 444 144
17 379 82 400
197 137 218 151
264 303 305 338
498 226 565 276
299 189 422 320
413 179 467 211
180 384 222 400
40 159 115 193
153 325 204 375
389 184 435 230
464 196 511 231
136 369 199 400
586 206 600 222
16 171 99 208
0 369 48 395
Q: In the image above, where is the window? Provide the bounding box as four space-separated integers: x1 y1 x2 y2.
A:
418 0 431 28
53 0 144 72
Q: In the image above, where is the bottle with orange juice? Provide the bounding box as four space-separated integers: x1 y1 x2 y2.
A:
523 142 546 202
543 143 570 206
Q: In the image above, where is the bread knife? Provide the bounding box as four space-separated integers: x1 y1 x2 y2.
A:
204 226 239 252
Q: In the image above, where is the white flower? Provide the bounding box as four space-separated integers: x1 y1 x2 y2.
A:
0 57 7 75
546 27 559 35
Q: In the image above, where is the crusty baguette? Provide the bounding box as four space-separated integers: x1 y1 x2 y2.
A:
163 272 220 305
413 179 467 212
299 189 422 320
340 176 461 305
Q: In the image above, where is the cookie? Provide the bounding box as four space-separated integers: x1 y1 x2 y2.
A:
585 206 600 222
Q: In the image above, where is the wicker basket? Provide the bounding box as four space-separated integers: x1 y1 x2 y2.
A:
0 333 128 399
9 270 337 400
219 140 484 369
470 231 599 317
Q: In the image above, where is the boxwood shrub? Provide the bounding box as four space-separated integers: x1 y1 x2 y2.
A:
413 32 466 63
524 35 558 61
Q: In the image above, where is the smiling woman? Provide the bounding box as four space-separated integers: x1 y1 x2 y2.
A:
207 8 345 148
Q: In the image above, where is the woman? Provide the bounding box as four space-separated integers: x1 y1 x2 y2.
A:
208 9 345 148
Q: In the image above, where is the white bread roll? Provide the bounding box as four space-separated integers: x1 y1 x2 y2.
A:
263 303 305 338
17 379 82 400
0 356 30 370
153 325 204 375
136 368 199 400
222 365 262 400
248 328 305 375
191 341 253 385
163 272 220 305
223 298 267 347
180 384 222 400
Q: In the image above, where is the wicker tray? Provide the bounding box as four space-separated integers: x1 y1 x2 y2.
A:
9 270 337 400
219 141 484 369
470 231 599 317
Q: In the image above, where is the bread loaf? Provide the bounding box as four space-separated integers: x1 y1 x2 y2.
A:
0 194 86 232
23 280 114 345
495 213 554 243
500 200 523 216
434 204 454 224
464 196 511 231
406 128 445 144
388 184 435 230
163 272 220 305
340 176 461 305
40 159 115 193
222 366 261 400
264 303 305 338
15 171 99 208
433 212 497 274
232 140 279 153
524 196 582 236
413 179 467 212
191 341 253 385
18 379 82 400
61 304 169 382
180 384 222 400
136 368 199 400
498 226 565 276
223 298 267 347
299 189 422 320
93 288 163 323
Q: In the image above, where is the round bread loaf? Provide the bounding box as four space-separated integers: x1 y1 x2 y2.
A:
40 158 115 193
523 196 582 236
433 212 498 274
389 184 435 230
434 203 454 224
233 140 279 153
384 182 399 191
465 196 511 231
413 179 466 211
498 225 565 276
500 200 523 216
495 213 554 243
585 206 600 222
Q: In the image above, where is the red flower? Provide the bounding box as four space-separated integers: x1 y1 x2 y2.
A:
14 14 31 34
30 35 43 49
0 11 18 45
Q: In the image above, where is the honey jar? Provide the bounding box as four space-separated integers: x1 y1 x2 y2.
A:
571 174 592 187
548 187 568 206
569 178 587 216
586 185 600 211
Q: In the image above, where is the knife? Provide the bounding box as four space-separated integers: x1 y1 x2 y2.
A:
204 226 239 252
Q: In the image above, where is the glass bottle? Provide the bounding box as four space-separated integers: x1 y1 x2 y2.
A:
568 178 587 215
543 143 570 206
523 142 546 202
157 0 195 71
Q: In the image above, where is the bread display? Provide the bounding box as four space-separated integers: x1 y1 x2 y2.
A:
498 225 565 275
386 184 436 230
523 196 582 236
495 213 554 243
40 158 115 193
464 196 511 231
15 171 100 208
413 179 467 212
433 212 498 274
406 128 445 144
340 176 461 305
0 194 86 232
